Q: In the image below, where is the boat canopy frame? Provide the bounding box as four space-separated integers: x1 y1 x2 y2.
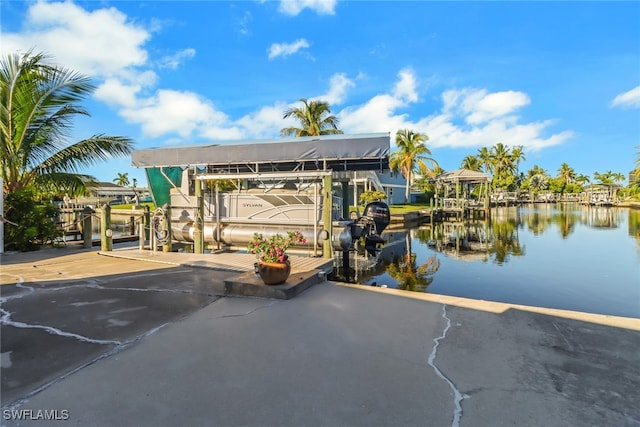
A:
131 133 390 175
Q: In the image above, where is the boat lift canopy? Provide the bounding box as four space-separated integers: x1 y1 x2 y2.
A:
131 133 390 174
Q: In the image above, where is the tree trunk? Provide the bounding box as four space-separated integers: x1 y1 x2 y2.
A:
405 169 411 204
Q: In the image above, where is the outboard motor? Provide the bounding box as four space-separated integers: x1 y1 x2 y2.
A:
350 201 390 256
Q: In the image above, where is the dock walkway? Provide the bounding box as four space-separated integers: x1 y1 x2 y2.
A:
100 247 334 300
101 247 333 274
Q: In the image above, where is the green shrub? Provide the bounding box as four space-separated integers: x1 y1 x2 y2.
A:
4 190 62 251
359 190 387 205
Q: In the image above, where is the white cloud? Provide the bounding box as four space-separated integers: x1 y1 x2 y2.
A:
235 102 291 139
339 69 419 133
278 0 337 16
611 86 640 109
237 11 253 36
121 90 234 139
1 1 149 80
464 90 530 124
314 73 355 105
2 2 572 154
267 38 310 60
337 71 571 152
393 69 419 103
94 78 141 108
159 48 196 70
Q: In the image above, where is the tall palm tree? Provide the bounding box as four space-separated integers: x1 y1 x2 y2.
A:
389 129 438 203
461 155 481 171
477 146 493 176
593 170 624 185
280 98 343 137
1 51 134 194
557 163 576 186
526 164 548 179
113 172 130 187
575 173 590 186
633 146 640 188
511 145 526 177
490 142 516 189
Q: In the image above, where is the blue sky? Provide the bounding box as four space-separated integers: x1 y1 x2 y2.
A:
2 0 639 186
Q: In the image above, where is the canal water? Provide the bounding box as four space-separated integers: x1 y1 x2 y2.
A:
337 204 639 318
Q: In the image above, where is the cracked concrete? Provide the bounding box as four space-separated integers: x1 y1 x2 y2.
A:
437 306 640 427
1 250 236 407
428 305 467 427
2 248 639 426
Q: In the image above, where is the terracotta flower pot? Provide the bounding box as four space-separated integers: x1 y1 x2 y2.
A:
258 260 291 285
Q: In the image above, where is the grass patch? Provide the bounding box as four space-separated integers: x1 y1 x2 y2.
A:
349 204 433 214
388 204 433 213
110 202 156 210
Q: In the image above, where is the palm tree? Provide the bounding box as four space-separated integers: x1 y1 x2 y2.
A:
526 164 547 179
557 163 576 186
461 155 481 171
280 98 343 137
490 142 516 189
575 173 590 186
529 173 549 194
593 170 624 185
511 145 526 177
477 146 493 176
389 129 439 203
1 51 134 194
113 172 130 187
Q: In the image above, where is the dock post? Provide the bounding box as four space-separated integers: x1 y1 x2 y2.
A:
100 204 112 251
484 183 491 219
143 205 151 240
341 181 349 220
194 179 204 254
82 207 92 249
323 174 333 259
162 203 172 253
139 222 144 250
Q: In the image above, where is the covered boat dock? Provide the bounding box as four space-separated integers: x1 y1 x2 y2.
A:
131 133 391 257
432 168 491 220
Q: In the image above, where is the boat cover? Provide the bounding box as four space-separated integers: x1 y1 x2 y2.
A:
132 133 390 172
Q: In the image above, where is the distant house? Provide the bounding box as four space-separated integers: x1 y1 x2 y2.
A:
73 182 149 206
337 170 408 207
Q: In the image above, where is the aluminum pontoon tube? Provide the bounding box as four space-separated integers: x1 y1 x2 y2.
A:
170 222 355 250
171 222 322 247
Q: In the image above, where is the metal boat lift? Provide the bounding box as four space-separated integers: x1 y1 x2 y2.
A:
131 133 391 258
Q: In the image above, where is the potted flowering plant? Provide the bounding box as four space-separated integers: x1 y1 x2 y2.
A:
247 231 306 285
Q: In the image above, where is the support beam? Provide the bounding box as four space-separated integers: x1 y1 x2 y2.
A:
82 207 92 249
341 181 349 220
100 204 112 251
323 174 333 259
162 204 172 253
194 179 204 254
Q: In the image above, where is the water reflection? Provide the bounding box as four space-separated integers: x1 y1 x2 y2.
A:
386 234 440 292
413 216 523 265
338 204 639 318
629 209 640 245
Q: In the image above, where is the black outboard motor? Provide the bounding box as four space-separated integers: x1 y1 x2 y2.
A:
350 201 390 256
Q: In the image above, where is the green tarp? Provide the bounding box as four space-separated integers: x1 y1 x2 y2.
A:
145 167 183 207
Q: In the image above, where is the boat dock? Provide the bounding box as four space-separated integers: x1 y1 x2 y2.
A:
100 247 334 300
